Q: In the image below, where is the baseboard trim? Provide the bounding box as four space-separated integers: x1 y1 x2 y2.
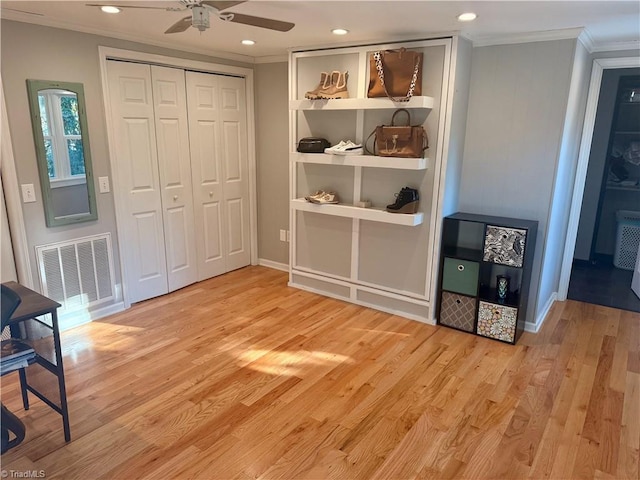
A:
288 281 433 325
59 301 126 331
525 293 557 333
258 258 289 272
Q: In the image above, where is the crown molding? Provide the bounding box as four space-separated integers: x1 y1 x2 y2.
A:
577 29 595 53
470 27 639 54
470 27 584 48
253 55 288 64
590 39 640 53
577 29 640 54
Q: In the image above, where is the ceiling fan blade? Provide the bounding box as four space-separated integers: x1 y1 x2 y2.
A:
201 1 246 11
85 3 169 10
224 12 294 32
165 16 193 34
2 7 44 16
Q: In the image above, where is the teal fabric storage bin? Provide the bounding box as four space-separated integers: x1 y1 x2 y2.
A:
442 257 479 296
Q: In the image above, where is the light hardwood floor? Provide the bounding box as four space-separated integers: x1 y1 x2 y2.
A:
1 266 638 479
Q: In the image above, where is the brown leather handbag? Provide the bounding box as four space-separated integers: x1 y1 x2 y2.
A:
367 48 423 102
365 109 428 158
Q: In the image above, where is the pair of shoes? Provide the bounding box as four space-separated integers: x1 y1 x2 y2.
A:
305 190 340 204
386 187 419 214
324 140 363 155
305 71 349 99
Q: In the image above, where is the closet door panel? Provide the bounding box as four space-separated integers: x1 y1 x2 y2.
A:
134 211 166 281
195 121 220 183
221 118 245 264
223 121 241 181
226 198 245 255
187 72 250 278
194 120 224 263
107 60 168 303
151 66 198 292
126 119 156 191
219 77 250 272
165 206 191 271
186 72 226 279
203 202 224 261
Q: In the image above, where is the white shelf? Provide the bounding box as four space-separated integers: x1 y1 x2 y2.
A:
290 96 434 111
292 152 428 170
291 198 424 226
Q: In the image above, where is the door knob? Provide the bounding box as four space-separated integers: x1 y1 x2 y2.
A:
173 195 178 201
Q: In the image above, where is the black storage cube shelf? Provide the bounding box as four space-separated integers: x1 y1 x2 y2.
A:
436 212 538 344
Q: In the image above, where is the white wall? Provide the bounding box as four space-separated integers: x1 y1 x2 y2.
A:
254 62 289 267
459 39 577 325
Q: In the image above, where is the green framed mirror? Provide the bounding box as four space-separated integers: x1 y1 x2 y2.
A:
26 79 97 227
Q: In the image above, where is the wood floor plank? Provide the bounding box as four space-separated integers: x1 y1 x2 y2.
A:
1 266 638 479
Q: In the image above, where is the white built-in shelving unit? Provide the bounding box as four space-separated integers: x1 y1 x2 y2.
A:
288 37 472 323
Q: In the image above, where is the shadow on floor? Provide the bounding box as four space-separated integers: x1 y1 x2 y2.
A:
568 257 640 313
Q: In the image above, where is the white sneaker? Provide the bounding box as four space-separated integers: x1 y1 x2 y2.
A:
324 140 363 155
324 140 347 153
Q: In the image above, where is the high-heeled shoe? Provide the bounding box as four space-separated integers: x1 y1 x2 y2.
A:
386 187 419 213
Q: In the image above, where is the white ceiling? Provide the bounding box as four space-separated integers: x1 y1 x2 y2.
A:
2 0 639 62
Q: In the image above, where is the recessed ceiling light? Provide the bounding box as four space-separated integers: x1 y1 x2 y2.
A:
457 12 477 22
332 28 349 35
101 6 121 14
241 39 255 46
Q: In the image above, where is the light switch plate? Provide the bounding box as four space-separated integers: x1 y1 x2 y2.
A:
98 176 110 193
21 184 36 203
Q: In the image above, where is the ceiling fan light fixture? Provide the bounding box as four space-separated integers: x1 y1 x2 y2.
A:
241 39 256 45
457 12 477 22
191 6 210 32
331 28 349 35
100 6 121 14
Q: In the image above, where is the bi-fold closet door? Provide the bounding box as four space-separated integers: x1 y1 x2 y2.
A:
107 60 250 304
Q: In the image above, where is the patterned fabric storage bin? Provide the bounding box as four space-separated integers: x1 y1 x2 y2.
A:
442 258 479 296
476 301 518 343
439 292 476 332
483 226 527 267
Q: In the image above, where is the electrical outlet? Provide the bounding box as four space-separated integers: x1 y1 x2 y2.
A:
279 229 287 242
21 184 36 203
98 176 110 193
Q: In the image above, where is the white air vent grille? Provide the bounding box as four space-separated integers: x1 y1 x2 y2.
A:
36 234 115 311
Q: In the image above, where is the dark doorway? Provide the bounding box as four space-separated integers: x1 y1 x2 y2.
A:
569 70 640 313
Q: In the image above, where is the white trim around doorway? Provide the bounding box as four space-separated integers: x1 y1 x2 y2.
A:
558 56 640 300
1 79 34 288
97 46 258 308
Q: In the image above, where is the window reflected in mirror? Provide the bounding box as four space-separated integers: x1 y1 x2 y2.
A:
38 90 86 183
27 80 97 227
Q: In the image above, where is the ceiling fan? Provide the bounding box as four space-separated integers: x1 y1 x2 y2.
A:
86 0 295 34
